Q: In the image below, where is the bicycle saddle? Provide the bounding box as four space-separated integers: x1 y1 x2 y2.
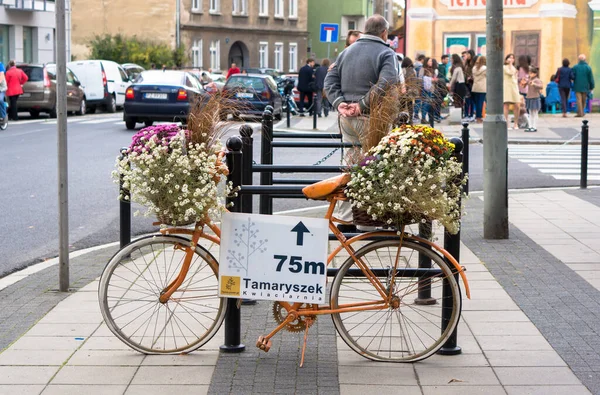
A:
302 174 350 200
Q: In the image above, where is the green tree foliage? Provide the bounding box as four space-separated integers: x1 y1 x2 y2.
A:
88 34 188 68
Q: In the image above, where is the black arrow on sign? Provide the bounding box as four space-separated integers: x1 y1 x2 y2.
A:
291 221 310 246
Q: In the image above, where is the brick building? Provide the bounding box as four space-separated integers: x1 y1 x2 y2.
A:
181 0 308 72
70 0 309 73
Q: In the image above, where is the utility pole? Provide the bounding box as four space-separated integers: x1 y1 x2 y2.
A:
483 0 508 239
56 0 70 291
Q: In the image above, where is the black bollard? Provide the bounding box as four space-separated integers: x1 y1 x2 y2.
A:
220 136 246 353
240 124 254 214
438 136 463 356
239 125 258 306
119 148 131 248
260 108 274 215
581 120 589 189
461 122 470 195
313 95 318 130
415 221 436 305
286 98 291 128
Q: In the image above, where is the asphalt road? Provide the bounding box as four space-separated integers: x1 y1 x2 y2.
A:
1 112 598 276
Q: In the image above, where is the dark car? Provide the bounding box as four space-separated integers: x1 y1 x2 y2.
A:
222 74 283 120
242 68 281 81
18 63 86 118
123 70 209 129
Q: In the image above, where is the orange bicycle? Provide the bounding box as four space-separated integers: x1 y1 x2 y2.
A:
98 174 469 362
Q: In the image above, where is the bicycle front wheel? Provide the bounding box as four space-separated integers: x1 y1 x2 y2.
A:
330 238 461 362
98 235 226 354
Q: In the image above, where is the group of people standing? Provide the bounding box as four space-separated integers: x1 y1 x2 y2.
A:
503 53 594 131
399 50 488 125
552 55 595 118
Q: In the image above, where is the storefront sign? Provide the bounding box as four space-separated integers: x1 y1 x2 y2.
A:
440 0 538 10
218 213 329 304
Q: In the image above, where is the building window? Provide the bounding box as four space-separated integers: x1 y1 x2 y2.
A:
0 25 9 66
259 0 268 16
274 0 283 17
384 1 390 21
288 42 297 72
348 20 356 31
192 39 203 68
23 26 34 64
210 40 220 70
209 0 220 13
192 0 202 12
288 0 297 18
233 0 247 14
259 42 268 68
274 43 283 71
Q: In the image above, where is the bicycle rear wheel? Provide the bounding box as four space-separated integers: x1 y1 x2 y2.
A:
330 238 461 362
98 235 226 354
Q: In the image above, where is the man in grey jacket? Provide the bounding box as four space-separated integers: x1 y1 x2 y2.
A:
324 14 400 231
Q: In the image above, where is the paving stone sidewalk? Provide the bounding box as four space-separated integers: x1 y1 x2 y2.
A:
461 191 600 394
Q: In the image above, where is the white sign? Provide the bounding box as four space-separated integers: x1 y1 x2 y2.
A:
439 0 538 9
218 213 329 304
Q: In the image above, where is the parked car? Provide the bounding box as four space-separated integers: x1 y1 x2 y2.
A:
222 74 283 120
123 70 209 129
122 63 145 81
18 63 86 118
67 60 130 113
242 68 281 81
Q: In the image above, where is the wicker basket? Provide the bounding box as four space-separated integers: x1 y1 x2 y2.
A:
351 206 420 228
156 213 196 227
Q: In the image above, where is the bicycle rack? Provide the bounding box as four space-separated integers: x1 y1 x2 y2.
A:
117 109 470 356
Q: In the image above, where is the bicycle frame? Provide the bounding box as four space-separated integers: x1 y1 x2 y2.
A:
157 195 470 310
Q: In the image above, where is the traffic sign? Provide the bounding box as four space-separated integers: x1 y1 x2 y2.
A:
320 23 339 43
219 213 329 304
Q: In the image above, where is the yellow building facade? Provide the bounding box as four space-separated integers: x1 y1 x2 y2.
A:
406 0 595 86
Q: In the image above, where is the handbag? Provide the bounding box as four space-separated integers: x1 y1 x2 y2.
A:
554 69 560 84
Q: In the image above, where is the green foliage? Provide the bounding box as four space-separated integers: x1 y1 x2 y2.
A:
88 34 189 68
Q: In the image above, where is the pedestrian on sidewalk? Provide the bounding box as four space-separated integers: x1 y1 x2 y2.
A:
225 62 240 79
401 56 417 123
471 55 487 123
324 14 400 232
314 59 330 117
5 60 28 121
462 49 477 122
438 54 449 83
554 58 574 117
517 55 531 100
0 60 7 122
572 54 595 117
525 66 543 132
297 58 316 116
503 53 521 130
545 74 561 112
413 54 425 123
417 57 438 124
448 54 467 113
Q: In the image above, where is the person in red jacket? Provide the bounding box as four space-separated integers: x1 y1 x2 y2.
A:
226 62 240 79
5 60 28 121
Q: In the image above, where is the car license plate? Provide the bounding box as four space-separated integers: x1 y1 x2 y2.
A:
145 93 167 100
21 93 31 98
236 92 253 99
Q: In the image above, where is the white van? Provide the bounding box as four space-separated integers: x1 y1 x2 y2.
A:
66 60 130 113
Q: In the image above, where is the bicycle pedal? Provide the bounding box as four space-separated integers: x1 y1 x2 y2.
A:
256 336 272 352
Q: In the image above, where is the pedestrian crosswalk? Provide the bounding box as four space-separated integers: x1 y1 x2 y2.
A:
509 144 600 181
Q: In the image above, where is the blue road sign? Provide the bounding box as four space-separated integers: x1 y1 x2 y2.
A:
319 23 339 43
